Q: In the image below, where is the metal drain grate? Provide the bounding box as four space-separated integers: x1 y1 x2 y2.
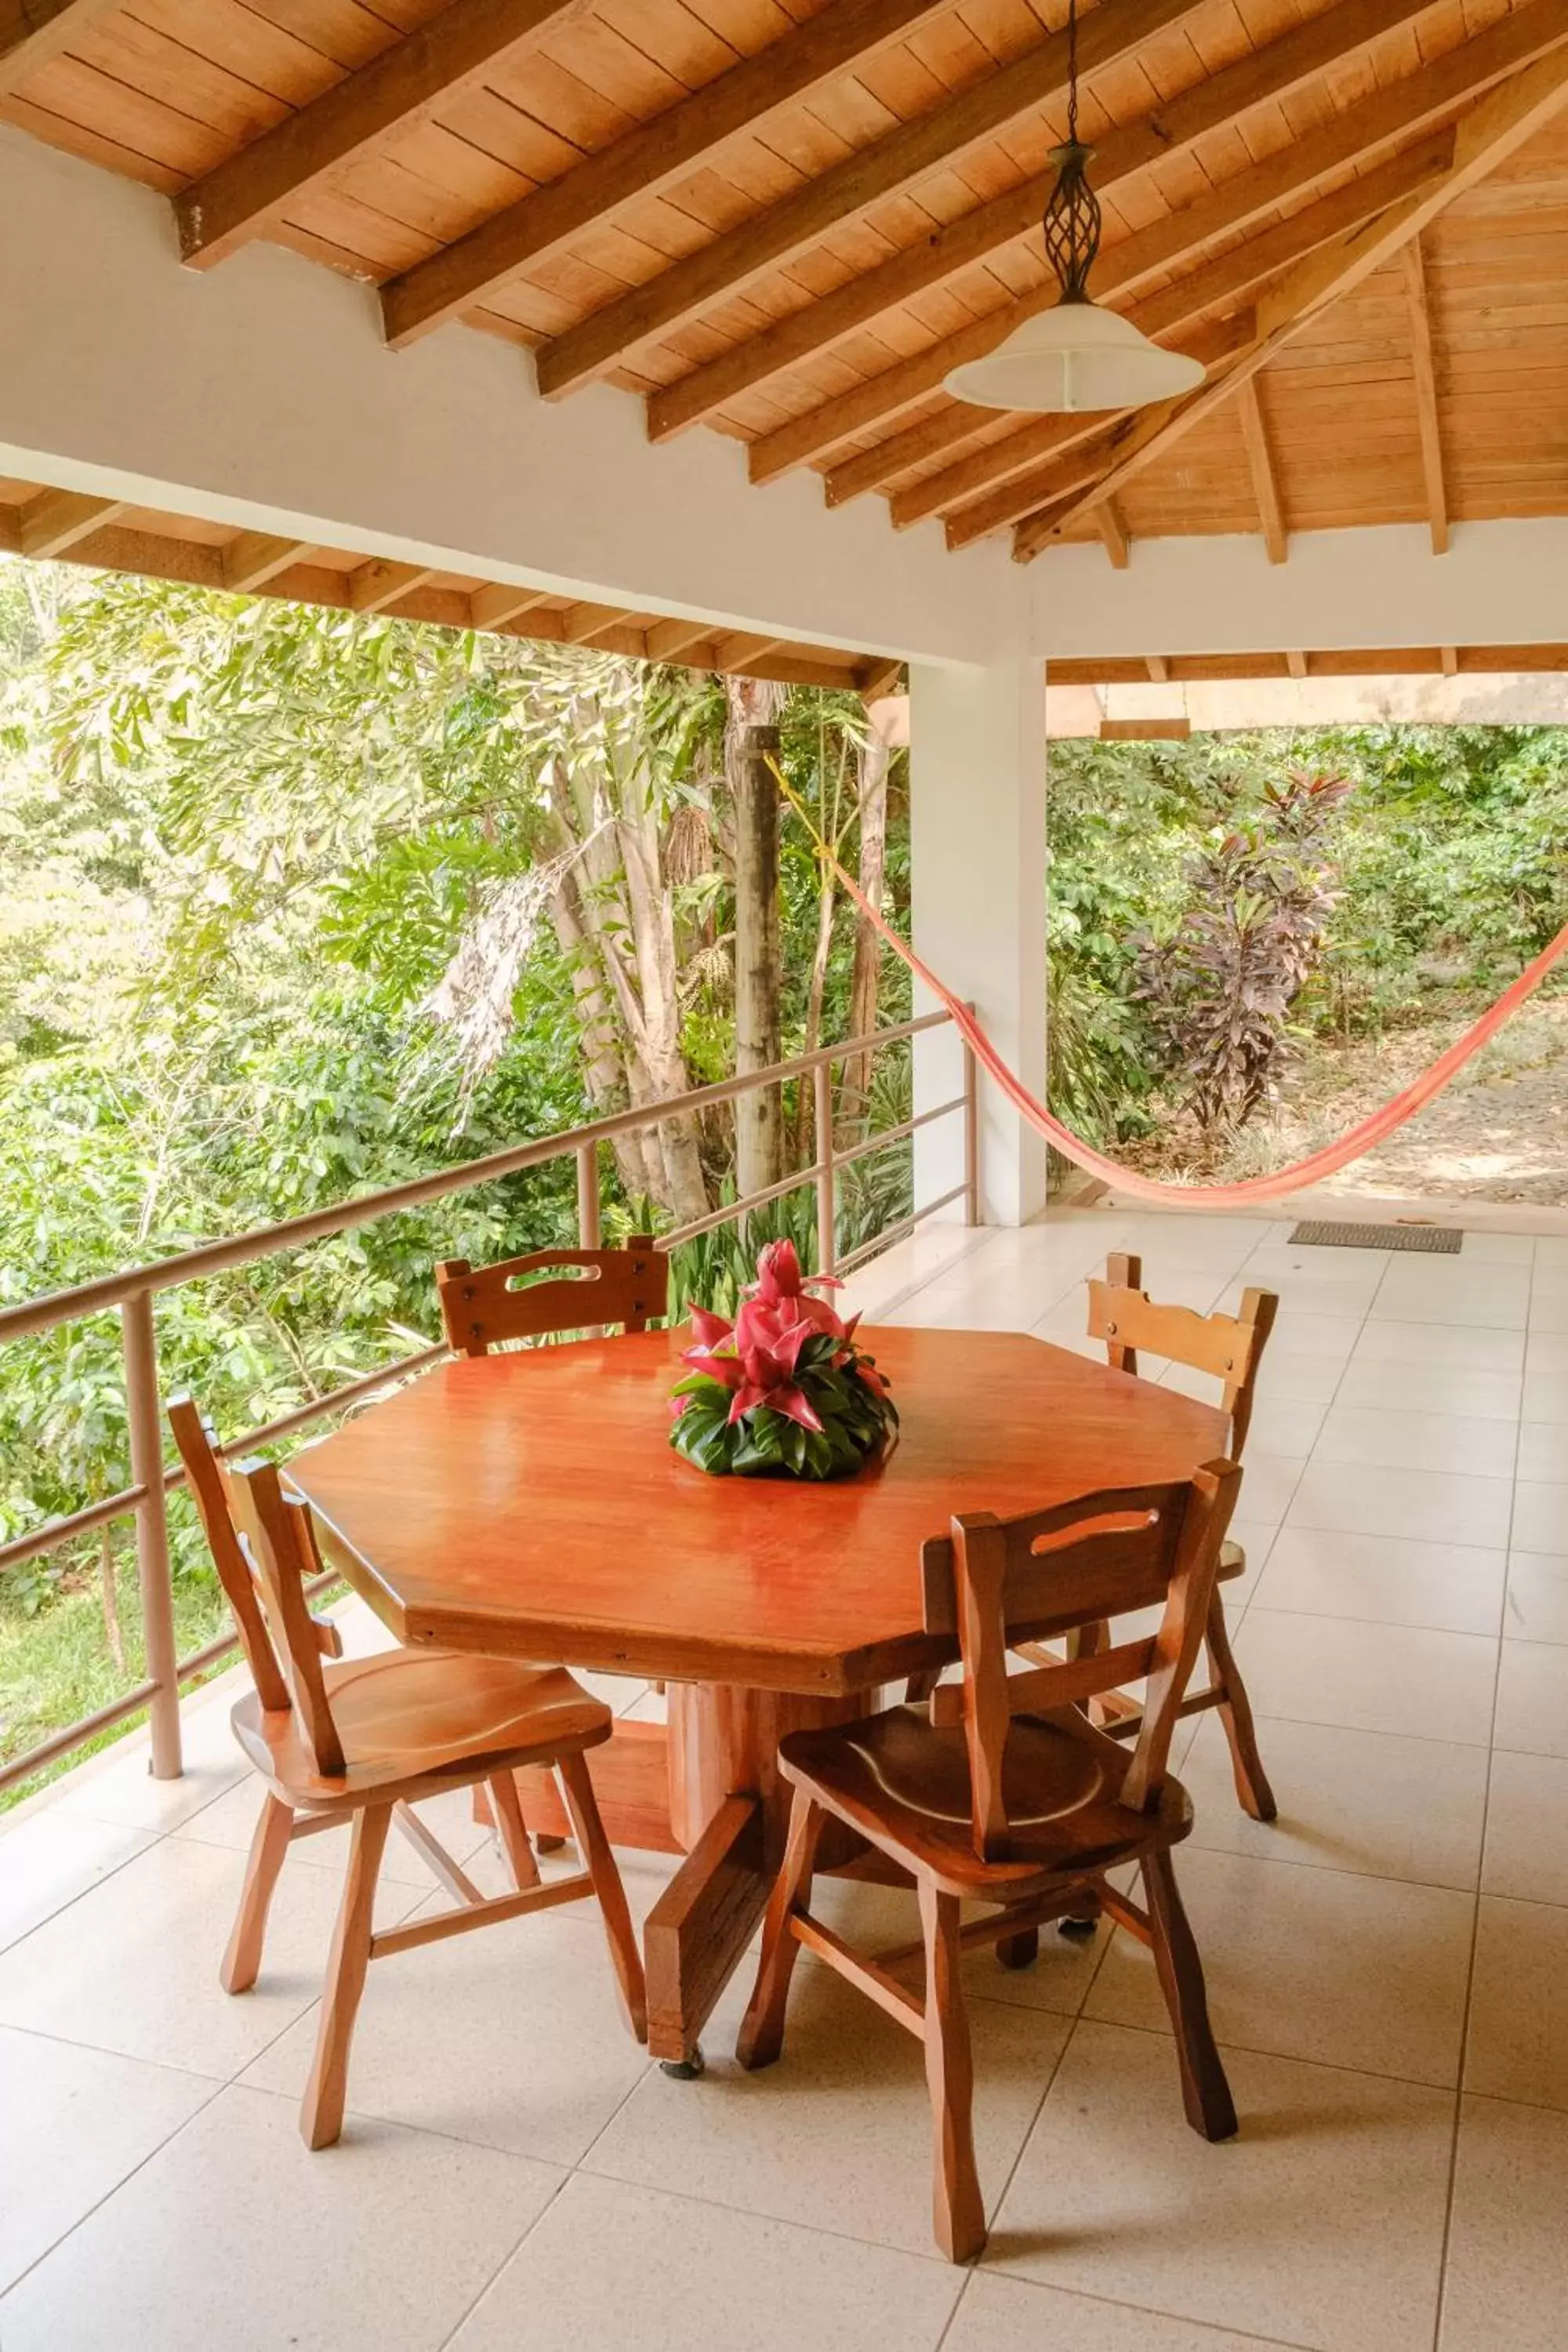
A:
1288 1220 1462 1254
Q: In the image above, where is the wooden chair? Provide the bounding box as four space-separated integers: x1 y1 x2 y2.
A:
435 1240 666 1355
169 1396 646 2149
437 1238 673 1740
1073 1251 1279 1821
738 1461 1243 2264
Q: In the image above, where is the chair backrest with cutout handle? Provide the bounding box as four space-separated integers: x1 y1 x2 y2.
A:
920 1460 1242 1860
1087 1252 1278 1456
168 1396 347 1777
435 1240 667 1356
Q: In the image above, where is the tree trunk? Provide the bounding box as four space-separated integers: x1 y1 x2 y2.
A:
728 679 785 1196
838 718 891 1142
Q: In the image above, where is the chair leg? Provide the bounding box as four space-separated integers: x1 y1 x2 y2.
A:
300 1802 391 2152
919 1878 986 2264
220 1791 294 1994
1142 1845 1236 2143
487 1769 541 1891
1204 1592 1277 1822
555 1752 647 2044
736 1788 826 2071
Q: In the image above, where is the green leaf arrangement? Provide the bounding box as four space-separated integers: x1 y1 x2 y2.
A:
668 1240 898 1482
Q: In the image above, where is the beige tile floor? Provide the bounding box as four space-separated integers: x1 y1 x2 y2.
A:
2 1204 1566 2350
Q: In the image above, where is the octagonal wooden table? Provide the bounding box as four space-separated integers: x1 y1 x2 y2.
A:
287 1323 1231 2063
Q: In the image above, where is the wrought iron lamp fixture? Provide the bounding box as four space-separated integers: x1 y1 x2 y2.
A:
943 0 1206 414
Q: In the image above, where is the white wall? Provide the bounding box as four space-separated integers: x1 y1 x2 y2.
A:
0 128 1013 668
909 655 1048 1228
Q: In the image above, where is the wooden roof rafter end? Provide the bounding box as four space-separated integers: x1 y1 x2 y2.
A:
0 484 883 691
1048 646 1568 684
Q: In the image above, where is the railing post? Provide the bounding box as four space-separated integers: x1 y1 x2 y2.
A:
962 1008 980 1227
813 1061 836 1275
121 1289 182 1779
576 1140 602 1250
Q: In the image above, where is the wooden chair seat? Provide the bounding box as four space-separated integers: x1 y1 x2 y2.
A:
233 1652 612 1809
740 1465 1243 2263
169 1395 646 2151
778 1704 1192 1900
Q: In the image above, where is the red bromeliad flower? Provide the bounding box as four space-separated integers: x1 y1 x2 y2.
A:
670 1236 898 1478
679 1294 826 1432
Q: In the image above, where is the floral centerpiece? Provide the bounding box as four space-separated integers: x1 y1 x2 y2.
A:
669 1240 898 1480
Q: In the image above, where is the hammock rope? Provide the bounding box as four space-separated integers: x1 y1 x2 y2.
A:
772 763 1568 1209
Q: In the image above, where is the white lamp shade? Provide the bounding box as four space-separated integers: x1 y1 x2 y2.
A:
943 300 1206 414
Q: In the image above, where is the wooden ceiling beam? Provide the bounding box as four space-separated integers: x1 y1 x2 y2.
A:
646 0 1446 445
909 147 1436 545
1236 379 1288 565
644 619 724 663
379 0 954 350
1052 646 1568 684
0 0 121 97
17 489 127 558
561 603 648 652
1094 503 1131 570
1403 237 1450 555
1017 43 1568 559
348 559 440 614
467 583 556 630
222 532 314 592
713 633 786 673
175 0 585 270
531 0 1208 400
746 0 1568 488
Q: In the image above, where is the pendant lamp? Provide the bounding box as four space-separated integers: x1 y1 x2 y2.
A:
943 0 1206 414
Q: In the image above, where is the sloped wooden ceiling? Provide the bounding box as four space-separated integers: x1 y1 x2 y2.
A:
3 0 1567 575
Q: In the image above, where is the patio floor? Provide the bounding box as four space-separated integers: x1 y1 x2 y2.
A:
2 1203 1566 2351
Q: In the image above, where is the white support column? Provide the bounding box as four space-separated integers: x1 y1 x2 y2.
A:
909 655 1047 1228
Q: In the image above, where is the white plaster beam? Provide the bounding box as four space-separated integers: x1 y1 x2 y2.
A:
0 128 1011 669
1029 524 1568 661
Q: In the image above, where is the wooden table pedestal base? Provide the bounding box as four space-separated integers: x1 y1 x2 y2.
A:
506 1681 886 2063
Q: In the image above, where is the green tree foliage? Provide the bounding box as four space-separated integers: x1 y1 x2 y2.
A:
1045 722 1568 1152
0 562 912 1790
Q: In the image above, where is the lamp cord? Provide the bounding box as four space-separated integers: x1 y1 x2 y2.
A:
1065 0 1080 146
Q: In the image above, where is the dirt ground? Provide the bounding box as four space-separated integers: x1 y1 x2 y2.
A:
1132 994 1568 1207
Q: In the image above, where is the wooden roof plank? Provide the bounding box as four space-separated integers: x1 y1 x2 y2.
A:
0 0 123 99
746 0 1568 484
1020 42 1568 556
932 140 1447 544
644 0 1454 441
379 0 961 347
176 0 588 267
530 0 1211 397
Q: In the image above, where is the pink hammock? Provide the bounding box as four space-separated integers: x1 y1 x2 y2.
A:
792 786 1568 1208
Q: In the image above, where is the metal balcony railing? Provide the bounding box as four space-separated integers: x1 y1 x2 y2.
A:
0 1011 976 1796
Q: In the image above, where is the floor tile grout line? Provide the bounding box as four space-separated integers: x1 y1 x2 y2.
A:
0 2071 230 2310
431 2165 579 2352
0 1823 175 1964
1428 1400 1516 2352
